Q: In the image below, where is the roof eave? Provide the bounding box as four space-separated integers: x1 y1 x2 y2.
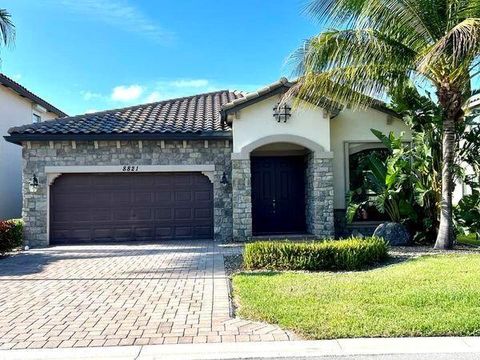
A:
4 131 232 146
222 84 292 125
0 74 67 117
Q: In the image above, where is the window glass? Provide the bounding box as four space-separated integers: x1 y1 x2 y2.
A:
32 113 41 123
349 147 390 222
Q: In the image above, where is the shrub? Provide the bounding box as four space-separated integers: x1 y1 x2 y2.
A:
243 237 389 271
0 219 24 255
454 191 480 239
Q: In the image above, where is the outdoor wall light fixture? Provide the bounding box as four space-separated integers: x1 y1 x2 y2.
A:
220 172 229 186
29 174 39 193
273 102 292 122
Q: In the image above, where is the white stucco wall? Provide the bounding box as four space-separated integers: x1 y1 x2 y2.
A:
0 86 58 220
331 108 412 209
232 95 330 154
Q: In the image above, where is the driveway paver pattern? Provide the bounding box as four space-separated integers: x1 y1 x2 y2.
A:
0 241 294 349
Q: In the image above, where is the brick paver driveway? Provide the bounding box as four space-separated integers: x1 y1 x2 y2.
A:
0 241 293 349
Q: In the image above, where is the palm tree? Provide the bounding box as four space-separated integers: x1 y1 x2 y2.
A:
289 0 480 249
0 9 14 48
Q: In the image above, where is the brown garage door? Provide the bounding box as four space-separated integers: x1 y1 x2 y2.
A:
50 172 213 244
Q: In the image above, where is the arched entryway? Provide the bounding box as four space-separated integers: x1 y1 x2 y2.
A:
231 134 335 241
250 143 308 235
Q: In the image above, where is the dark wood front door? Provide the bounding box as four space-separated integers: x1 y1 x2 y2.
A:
50 172 213 244
251 156 306 235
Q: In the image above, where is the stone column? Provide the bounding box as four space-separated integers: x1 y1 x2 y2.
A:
306 153 335 238
231 158 252 241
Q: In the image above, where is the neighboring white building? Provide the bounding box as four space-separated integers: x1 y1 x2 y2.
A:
0 73 66 220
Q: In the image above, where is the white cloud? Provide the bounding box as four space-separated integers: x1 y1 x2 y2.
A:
85 108 99 113
56 0 173 43
170 79 209 88
81 91 102 101
111 85 143 102
145 91 162 103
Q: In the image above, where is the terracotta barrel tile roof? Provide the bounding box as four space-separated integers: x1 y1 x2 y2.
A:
8 90 243 136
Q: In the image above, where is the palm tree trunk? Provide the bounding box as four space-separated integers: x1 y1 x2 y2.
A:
434 85 463 249
434 115 455 249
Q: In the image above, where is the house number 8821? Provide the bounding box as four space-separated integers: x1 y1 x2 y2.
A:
122 165 139 172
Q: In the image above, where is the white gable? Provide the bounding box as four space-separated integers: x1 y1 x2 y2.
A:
231 94 330 156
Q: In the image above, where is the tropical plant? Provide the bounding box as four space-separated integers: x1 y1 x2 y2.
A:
389 86 443 242
289 0 480 249
454 190 480 238
0 9 14 47
347 130 416 223
391 85 480 242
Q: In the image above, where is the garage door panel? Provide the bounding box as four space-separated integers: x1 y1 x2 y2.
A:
133 192 154 204
194 208 212 220
195 190 212 201
175 191 192 201
71 229 92 242
93 228 114 241
114 228 133 241
155 175 175 186
112 192 131 205
175 226 193 237
195 226 213 237
155 208 173 220
155 227 174 238
90 209 111 221
50 172 213 244
134 208 153 220
53 193 92 208
174 174 193 186
134 226 154 240
134 175 155 186
113 209 132 221
52 210 91 222
51 229 70 241
155 191 173 202
175 208 193 220
96 193 111 204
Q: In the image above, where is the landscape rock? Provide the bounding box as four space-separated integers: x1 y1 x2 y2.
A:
373 222 410 246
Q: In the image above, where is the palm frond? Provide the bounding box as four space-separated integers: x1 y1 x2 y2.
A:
285 28 417 108
306 0 443 46
418 18 480 75
0 9 14 46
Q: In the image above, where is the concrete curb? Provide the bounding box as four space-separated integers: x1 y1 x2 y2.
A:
2 337 480 360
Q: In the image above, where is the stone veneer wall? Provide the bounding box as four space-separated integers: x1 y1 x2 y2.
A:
22 140 232 247
305 153 335 238
231 159 252 241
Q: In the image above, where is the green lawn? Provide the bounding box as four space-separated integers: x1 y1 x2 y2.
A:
457 233 480 247
232 254 480 339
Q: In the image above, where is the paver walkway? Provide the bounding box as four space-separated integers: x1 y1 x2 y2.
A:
0 241 294 349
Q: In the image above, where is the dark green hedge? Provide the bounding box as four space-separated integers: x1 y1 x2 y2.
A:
243 237 389 271
0 219 24 255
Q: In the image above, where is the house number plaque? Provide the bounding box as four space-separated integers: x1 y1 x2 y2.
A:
122 165 139 172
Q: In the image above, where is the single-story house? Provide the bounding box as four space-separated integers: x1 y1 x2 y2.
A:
4 78 411 247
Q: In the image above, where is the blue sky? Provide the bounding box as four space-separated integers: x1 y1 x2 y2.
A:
0 0 319 116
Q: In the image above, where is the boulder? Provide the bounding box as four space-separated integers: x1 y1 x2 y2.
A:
373 222 410 246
